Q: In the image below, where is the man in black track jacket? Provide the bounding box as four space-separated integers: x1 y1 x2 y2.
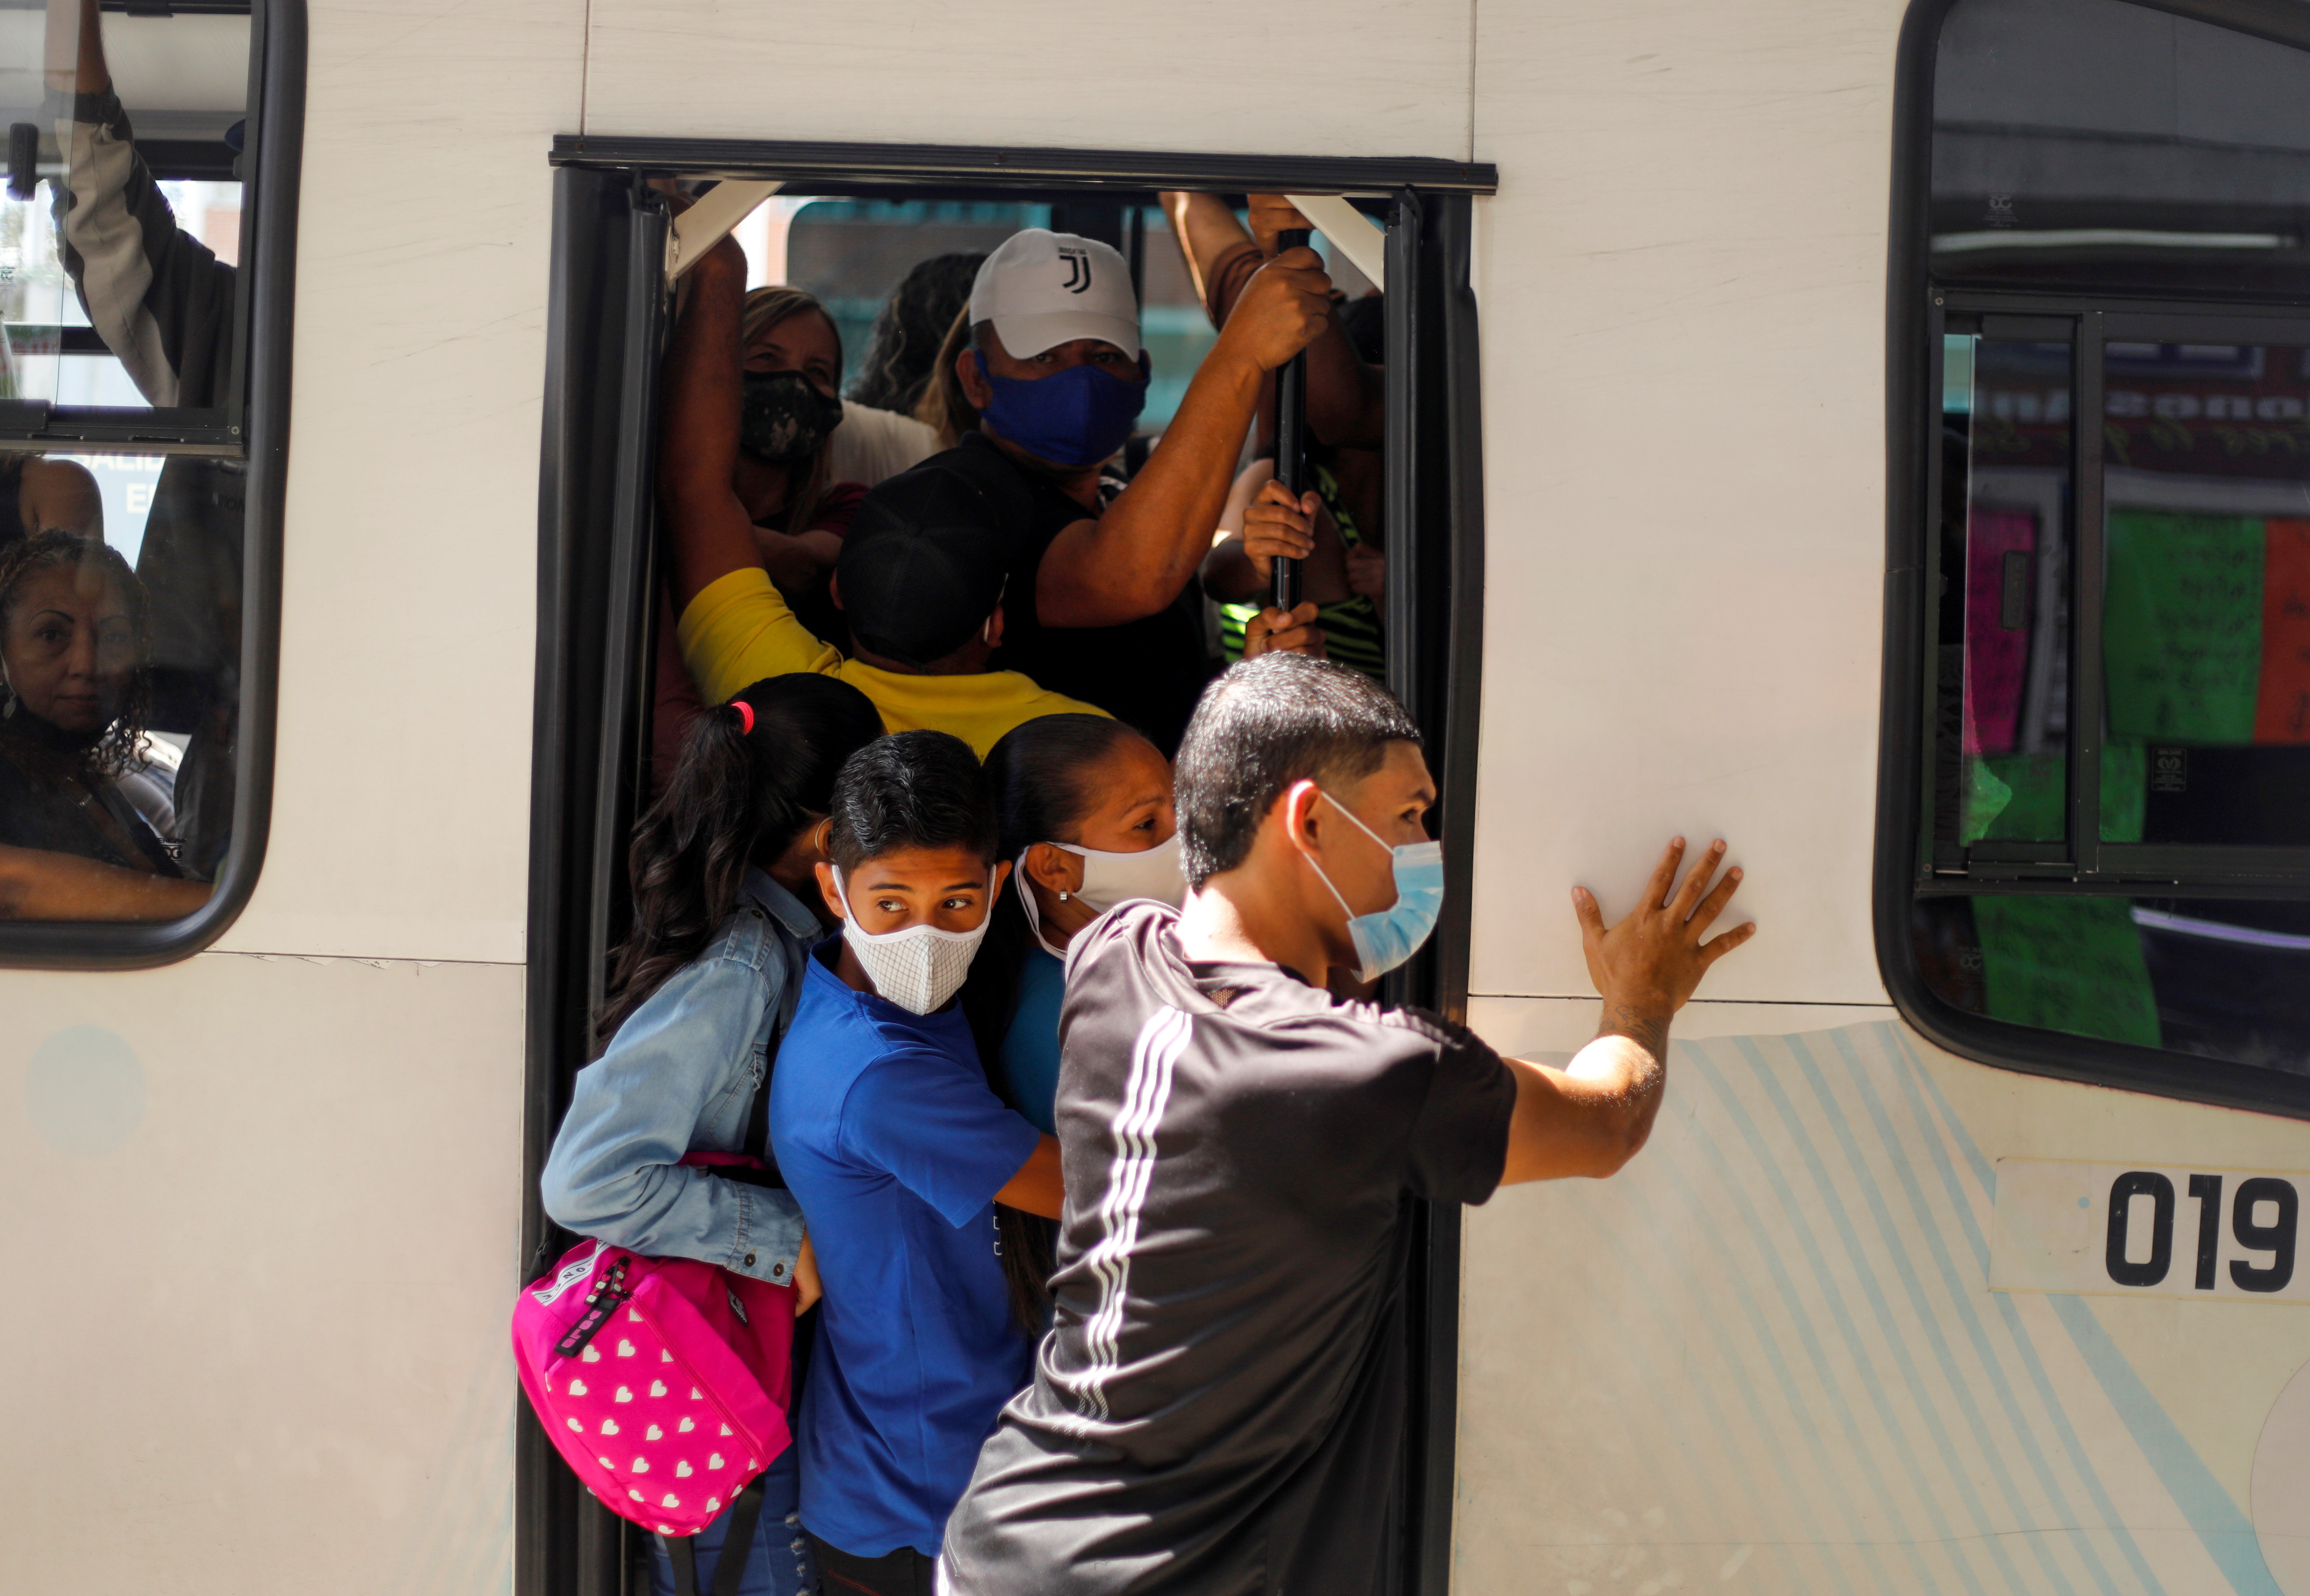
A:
941 653 1757 1595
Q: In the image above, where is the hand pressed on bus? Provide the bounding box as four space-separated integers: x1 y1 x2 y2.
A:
1497 838 1755 1185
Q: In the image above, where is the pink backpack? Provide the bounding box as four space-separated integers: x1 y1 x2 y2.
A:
513 1153 797 1541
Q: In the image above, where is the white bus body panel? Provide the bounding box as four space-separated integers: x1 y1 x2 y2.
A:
1461 4 2310 1594
8 0 2310 1591
5 952 524 1590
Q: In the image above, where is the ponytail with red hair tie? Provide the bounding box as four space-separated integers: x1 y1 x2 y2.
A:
731 700 754 736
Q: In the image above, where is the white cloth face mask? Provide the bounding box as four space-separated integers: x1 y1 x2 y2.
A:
832 866 996 1014
1059 831 1186 915
1015 832 1186 958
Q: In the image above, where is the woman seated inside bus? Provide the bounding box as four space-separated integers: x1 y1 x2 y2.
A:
0 530 207 921
650 270 868 786
542 670 886 1596
966 714 1182 1137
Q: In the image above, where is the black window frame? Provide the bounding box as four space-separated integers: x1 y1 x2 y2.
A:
1880 0 2310 1117
0 0 303 970
523 141 1494 1596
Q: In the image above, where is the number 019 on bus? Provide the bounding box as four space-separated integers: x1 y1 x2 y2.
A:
1992 1160 2310 1302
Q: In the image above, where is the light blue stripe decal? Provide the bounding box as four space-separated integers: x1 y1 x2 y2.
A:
1881 1022 2274 1596
1867 1025 2164 1596
2050 1295 2280 1596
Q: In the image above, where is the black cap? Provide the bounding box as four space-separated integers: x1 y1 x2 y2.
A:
839 452 1030 669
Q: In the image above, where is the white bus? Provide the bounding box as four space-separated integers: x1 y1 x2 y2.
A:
11 0 2310 1592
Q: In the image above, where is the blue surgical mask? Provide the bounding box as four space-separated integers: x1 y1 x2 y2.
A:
1305 791 1445 982
974 350 1149 468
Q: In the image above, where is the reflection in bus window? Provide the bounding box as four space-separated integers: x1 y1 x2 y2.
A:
0 2 250 415
2100 340 2310 847
1934 333 2073 854
1907 0 2310 1090
0 0 254 932
0 529 210 920
1933 0 2310 299
1916 894 2310 1071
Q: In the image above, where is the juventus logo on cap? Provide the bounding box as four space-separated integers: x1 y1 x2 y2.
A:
1058 246 1093 294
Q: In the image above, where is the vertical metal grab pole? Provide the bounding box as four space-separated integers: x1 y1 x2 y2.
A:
1271 226 1312 613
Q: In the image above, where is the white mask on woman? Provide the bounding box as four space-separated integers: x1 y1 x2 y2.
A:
832 866 996 1015
1016 832 1187 957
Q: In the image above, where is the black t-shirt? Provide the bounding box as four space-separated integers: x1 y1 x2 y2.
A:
941 902 1516 1595
944 433 1215 756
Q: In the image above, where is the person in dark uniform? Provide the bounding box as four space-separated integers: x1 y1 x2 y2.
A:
940 653 1757 1594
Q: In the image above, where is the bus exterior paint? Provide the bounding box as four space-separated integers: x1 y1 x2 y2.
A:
5 3 2309 1596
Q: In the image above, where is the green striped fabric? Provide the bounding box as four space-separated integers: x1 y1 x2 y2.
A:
1217 463 1388 682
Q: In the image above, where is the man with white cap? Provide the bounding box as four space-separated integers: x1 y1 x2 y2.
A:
876 225 1333 754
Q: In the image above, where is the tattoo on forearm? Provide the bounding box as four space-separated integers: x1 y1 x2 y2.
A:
1599 1002 1669 1063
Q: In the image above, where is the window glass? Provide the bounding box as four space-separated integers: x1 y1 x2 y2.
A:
1915 895 2310 1071
1933 0 2310 298
0 0 255 931
1934 331 2073 858
1909 1 2310 1090
2100 337 2310 846
0 4 248 416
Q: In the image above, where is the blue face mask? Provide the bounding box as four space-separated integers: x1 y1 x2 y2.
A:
1306 791 1445 982
974 349 1149 468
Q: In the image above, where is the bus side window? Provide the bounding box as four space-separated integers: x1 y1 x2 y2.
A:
1894 0 2310 1103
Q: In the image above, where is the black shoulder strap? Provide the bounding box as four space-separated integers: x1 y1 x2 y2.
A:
741 932 805 1165
664 1478 767 1596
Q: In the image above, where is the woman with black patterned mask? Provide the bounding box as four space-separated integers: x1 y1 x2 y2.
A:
651 276 867 788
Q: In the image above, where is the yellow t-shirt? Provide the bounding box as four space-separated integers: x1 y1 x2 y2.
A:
676 567 1111 758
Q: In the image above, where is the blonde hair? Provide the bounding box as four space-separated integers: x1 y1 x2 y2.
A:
912 307 980 450
740 285 843 532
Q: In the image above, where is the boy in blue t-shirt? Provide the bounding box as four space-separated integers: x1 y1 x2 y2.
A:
769 729 1065 1594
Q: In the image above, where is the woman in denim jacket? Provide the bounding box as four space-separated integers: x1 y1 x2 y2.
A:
544 671 884 1596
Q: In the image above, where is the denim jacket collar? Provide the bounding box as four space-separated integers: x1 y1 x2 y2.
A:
742 867 826 943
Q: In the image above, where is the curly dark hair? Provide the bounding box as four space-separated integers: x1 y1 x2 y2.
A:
0 529 151 782
848 251 984 416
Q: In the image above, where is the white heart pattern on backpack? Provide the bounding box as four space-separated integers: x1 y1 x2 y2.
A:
566 1418 583 1432
650 1381 668 1398
601 1418 619 1435
632 1458 649 1473
661 1349 674 1363
614 1387 633 1403
678 1417 695 1433
645 1424 663 1440
661 1494 680 1509
708 1453 725 1470
568 1379 587 1396
676 1461 693 1477
705 1497 721 1514
581 1346 601 1363
617 1339 636 1358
